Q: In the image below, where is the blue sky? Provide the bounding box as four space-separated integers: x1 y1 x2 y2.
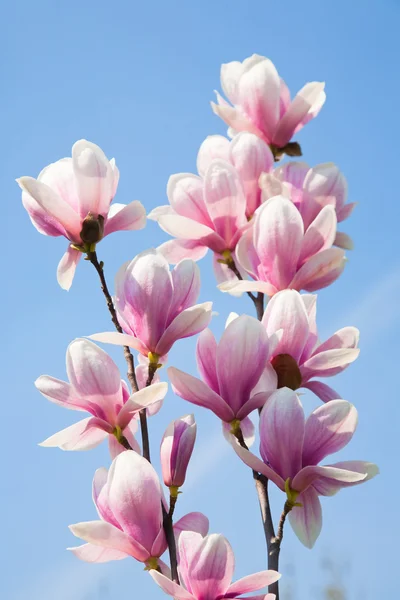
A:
3 0 399 598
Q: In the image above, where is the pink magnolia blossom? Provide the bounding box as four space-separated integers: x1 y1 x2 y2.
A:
17 139 146 290
90 249 212 361
168 315 278 445
150 531 280 600
35 339 167 457
211 54 326 155
219 195 345 297
161 414 197 488
260 161 356 250
148 133 274 283
69 450 209 566
261 290 359 402
233 388 378 548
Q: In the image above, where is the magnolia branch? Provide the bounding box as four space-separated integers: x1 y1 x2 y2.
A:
226 259 264 321
87 251 139 393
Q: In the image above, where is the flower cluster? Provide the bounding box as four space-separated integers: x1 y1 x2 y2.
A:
19 52 377 599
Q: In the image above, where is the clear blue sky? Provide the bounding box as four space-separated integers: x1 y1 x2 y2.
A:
3 1 399 598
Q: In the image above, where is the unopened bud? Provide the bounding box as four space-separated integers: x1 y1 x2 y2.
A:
80 212 105 244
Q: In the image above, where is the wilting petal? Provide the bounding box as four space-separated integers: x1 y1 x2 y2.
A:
156 302 213 356
196 329 219 393
259 389 304 480
203 160 247 245
57 246 82 290
72 139 114 217
157 239 209 263
216 316 269 415
17 176 81 238
288 487 322 548
302 380 340 403
302 400 358 466
262 290 310 362
150 570 195 600
69 543 128 563
290 248 345 292
69 520 137 556
188 534 235 600
299 206 337 263
168 367 234 422
334 231 354 250
197 135 231 177
225 570 281 597
104 201 146 235
39 417 108 450
254 197 304 290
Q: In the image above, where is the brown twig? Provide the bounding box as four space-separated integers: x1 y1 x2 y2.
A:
87 251 138 393
162 504 180 584
226 260 264 320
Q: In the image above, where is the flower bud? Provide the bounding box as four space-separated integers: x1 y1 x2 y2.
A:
160 414 196 488
80 212 105 244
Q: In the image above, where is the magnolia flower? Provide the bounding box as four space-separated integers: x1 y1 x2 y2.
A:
211 54 326 157
233 389 378 548
168 315 278 445
148 133 274 284
17 139 146 290
69 451 209 566
90 250 212 362
35 339 167 457
261 290 359 402
150 531 280 600
260 161 355 250
219 196 345 297
161 415 197 489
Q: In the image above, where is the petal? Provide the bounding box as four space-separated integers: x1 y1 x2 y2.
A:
21 188 66 236
72 139 114 217
302 400 358 465
196 328 219 393
302 348 360 373
157 239 208 264
273 82 326 147
226 570 281 597
34 375 86 411
336 202 357 222
188 534 235 600
169 259 201 322
174 512 210 538
302 380 341 403
334 231 354 250
68 543 128 563
292 464 367 494
104 201 146 235
57 246 82 291
259 389 304 480
289 248 345 292
156 212 225 253
249 363 278 397
37 157 80 212
230 133 274 215
89 331 148 355
17 176 81 238
149 570 195 600
117 382 168 429
218 279 278 297
168 367 234 422
230 439 285 490
167 173 211 225
156 302 213 356
274 161 310 190
288 487 322 548
299 206 337 264
69 520 138 556
107 451 164 557
220 60 245 104
237 57 281 141
66 338 121 401
313 461 379 494
197 135 231 177
203 160 247 245
216 315 269 415
211 102 264 140
303 162 347 213
312 326 359 353
254 197 304 290
262 289 310 362
178 531 204 593
39 417 108 451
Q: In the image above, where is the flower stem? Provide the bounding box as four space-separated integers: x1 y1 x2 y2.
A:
87 251 138 393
